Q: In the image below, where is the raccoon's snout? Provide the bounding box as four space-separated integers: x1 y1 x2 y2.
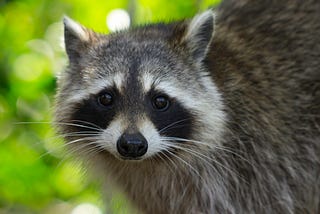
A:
117 132 148 159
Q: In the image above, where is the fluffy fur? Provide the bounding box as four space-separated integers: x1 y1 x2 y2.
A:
55 0 320 213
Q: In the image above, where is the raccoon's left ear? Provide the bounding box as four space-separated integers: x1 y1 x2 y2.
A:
182 10 215 61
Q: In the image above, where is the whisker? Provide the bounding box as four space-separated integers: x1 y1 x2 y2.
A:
163 142 220 173
71 120 103 130
52 121 104 132
163 148 205 182
82 143 105 157
156 150 193 193
162 138 249 184
64 137 100 147
53 141 103 169
154 152 177 175
63 139 103 157
158 119 191 134
26 131 102 155
38 136 100 160
162 136 252 166
15 121 102 132
165 142 245 181
60 132 101 138
159 124 191 134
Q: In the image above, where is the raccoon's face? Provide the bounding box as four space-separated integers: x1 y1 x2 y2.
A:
55 11 226 161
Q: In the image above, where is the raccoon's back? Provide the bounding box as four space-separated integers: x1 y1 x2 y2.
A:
204 1 320 212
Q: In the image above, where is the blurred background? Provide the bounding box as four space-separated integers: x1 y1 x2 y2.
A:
0 0 220 213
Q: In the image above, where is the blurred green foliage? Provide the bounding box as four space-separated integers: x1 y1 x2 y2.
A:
0 0 220 213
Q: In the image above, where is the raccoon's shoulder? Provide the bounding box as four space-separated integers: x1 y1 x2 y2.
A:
216 0 320 43
217 0 320 27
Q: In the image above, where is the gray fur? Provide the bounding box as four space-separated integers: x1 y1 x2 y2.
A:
55 1 320 213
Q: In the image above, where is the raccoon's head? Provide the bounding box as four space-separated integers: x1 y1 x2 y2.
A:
55 10 226 161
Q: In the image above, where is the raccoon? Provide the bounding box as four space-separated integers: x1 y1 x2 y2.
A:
54 0 320 213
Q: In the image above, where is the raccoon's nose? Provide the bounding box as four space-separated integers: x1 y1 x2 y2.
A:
117 133 148 158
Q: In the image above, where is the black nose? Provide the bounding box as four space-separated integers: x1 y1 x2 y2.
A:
117 133 148 159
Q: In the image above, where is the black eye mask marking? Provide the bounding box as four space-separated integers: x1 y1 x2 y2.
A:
69 86 195 142
146 90 194 139
70 88 119 131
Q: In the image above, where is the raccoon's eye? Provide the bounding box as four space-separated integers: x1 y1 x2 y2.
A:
152 95 170 111
98 93 113 107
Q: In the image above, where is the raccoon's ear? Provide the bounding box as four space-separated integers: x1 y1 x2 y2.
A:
63 16 98 62
183 10 215 61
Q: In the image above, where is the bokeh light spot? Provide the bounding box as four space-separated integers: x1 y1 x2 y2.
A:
13 53 50 82
71 203 102 214
106 9 130 32
28 39 54 59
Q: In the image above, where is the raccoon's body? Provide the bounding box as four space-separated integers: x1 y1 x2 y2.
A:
55 0 320 213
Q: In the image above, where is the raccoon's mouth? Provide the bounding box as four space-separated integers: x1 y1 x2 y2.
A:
118 156 145 161
99 146 147 161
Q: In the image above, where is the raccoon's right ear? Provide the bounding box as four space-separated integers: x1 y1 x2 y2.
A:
63 16 98 62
